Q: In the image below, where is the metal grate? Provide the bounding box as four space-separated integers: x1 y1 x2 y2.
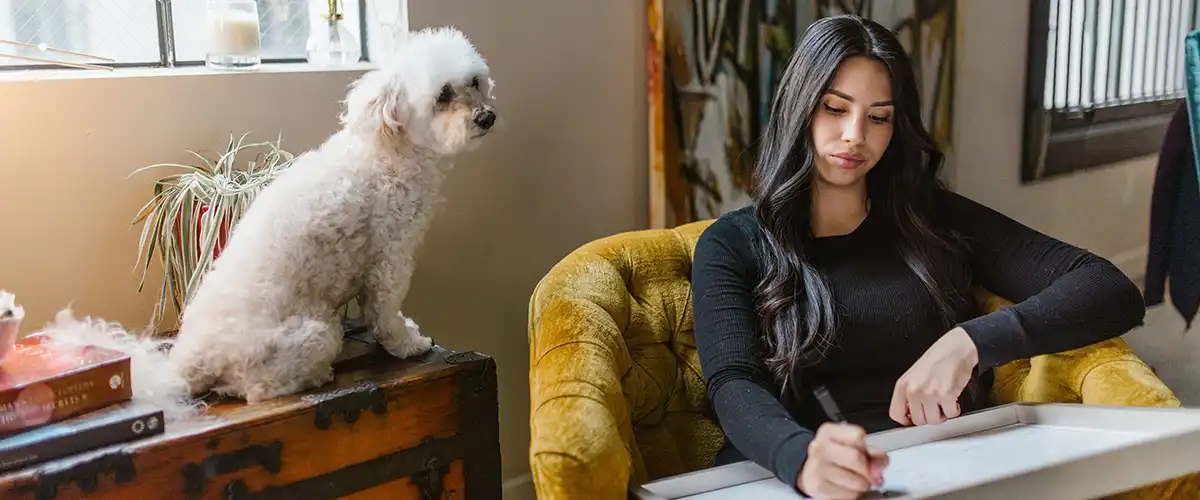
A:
0 0 160 67
0 0 368 69
1044 0 1200 111
258 0 315 60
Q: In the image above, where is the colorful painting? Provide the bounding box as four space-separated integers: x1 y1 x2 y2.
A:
646 0 956 228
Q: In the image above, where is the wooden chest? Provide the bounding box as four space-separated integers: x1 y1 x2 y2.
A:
0 330 501 500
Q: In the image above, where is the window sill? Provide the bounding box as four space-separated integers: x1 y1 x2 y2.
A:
1021 99 1180 183
0 61 377 83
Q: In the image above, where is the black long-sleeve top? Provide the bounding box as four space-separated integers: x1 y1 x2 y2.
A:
691 189 1146 488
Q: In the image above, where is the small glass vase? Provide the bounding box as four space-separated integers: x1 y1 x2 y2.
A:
205 0 262 70
306 19 360 66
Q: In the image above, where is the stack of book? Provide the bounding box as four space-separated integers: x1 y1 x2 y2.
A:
0 332 164 473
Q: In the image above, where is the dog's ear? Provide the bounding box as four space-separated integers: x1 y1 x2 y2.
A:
340 70 408 137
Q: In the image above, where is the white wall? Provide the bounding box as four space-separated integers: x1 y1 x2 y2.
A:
951 1 1198 406
0 0 647 498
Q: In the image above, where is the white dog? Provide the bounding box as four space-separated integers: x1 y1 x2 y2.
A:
41 26 497 412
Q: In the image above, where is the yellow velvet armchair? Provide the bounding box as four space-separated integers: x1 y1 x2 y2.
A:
527 220 1190 499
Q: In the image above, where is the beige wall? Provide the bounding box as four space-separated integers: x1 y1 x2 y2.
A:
0 0 646 497
951 3 1200 406
950 1 1156 276
0 67 366 330
405 1 648 494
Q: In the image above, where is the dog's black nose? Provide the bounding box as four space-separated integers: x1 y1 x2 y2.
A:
474 109 496 130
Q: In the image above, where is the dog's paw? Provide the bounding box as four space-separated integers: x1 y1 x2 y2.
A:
370 315 433 358
384 336 433 359
382 326 433 359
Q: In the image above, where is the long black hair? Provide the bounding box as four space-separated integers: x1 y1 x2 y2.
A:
750 15 972 400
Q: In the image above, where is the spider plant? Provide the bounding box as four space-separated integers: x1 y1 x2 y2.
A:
130 132 296 330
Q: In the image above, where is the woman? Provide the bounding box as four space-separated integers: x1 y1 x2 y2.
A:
691 15 1145 500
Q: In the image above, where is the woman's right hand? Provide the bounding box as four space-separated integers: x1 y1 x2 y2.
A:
797 422 889 499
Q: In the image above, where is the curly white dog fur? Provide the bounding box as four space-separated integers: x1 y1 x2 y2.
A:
40 26 497 411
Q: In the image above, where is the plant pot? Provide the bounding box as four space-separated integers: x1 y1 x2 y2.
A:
159 200 233 314
173 200 232 261
131 133 295 331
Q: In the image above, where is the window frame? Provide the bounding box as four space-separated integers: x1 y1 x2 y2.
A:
0 0 371 71
1021 0 1190 183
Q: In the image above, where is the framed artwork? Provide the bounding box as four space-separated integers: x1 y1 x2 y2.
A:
646 0 957 228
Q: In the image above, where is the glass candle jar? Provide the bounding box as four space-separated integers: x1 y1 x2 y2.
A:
205 0 262 70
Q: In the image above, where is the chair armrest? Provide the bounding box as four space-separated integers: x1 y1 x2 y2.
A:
1079 357 1181 407
1040 337 1181 407
989 359 1032 405
989 337 1182 408
528 270 636 500
975 289 1180 408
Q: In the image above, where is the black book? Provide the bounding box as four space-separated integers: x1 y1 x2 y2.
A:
0 401 164 472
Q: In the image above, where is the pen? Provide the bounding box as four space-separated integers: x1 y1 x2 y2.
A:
812 385 901 498
813 384 844 422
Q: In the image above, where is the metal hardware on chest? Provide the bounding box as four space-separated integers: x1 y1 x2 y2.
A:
304 380 388 430
411 436 452 500
412 462 450 500
180 441 283 497
446 351 487 365
223 479 250 500
212 435 465 500
11 452 135 500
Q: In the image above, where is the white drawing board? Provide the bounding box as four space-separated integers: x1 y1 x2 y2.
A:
632 403 1200 500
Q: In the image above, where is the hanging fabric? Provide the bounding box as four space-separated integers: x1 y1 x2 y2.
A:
1144 30 1200 329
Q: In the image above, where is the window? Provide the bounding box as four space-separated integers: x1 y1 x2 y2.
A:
0 0 370 69
1022 0 1199 182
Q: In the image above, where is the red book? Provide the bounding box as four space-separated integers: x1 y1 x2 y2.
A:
0 335 132 436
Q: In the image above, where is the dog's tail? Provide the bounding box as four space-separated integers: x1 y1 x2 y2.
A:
36 309 206 423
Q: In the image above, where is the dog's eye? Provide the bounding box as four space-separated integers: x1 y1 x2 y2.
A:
471 77 480 89
437 84 453 104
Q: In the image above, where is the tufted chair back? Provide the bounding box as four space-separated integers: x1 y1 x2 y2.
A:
528 220 721 497
527 220 1182 500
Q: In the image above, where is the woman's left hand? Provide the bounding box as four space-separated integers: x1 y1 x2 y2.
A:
889 327 980 426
